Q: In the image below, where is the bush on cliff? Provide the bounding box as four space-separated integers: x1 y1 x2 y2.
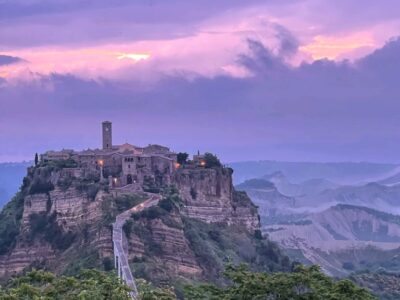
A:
0 192 25 255
204 153 221 168
182 218 291 281
177 152 189 165
29 178 54 195
28 212 76 250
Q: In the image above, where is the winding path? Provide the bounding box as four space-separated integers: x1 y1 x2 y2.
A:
112 193 161 299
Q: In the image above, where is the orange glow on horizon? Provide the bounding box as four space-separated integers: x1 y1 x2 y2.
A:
301 33 376 60
116 53 150 61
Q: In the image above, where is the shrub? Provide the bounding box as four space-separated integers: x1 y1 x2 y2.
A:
28 212 76 250
0 192 25 255
102 257 114 271
143 206 166 220
143 176 161 193
158 198 174 212
204 153 222 168
87 184 101 201
29 179 54 195
115 194 145 213
123 219 133 238
190 187 197 200
254 229 263 240
177 152 189 165
57 177 74 191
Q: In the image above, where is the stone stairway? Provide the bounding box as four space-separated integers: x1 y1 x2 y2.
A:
112 193 161 299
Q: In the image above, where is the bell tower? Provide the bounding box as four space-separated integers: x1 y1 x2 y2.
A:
102 121 112 150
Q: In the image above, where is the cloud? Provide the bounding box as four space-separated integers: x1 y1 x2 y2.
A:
274 24 299 58
0 0 268 48
0 55 24 66
1 36 400 163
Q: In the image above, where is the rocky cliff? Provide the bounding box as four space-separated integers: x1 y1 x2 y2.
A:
0 158 288 288
175 167 259 231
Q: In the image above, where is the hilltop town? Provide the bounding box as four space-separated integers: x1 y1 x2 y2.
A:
41 121 205 189
0 122 288 295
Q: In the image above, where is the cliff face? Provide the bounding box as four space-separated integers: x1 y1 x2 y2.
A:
0 161 286 286
0 186 112 278
174 168 260 231
124 194 288 286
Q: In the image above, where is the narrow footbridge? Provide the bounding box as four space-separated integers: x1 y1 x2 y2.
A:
112 194 161 299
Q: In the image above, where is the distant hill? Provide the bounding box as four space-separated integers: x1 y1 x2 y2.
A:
378 171 400 186
0 162 32 208
265 204 400 277
308 182 400 215
236 178 299 225
261 171 339 197
229 160 398 185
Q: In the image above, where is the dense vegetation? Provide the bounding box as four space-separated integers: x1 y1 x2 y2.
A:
102 193 147 226
0 192 25 255
0 266 377 300
0 269 174 300
350 270 400 300
177 152 189 165
28 212 76 250
183 218 291 279
185 264 376 300
204 153 222 168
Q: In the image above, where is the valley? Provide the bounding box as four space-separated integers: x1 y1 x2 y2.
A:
235 164 400 282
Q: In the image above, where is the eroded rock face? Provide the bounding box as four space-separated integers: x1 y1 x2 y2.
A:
128 216 201 277
0 165 261 280
0 242 55 278
174 168 260 231
0 188 113 278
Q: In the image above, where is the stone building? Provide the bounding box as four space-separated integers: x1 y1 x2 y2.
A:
41 121 177 190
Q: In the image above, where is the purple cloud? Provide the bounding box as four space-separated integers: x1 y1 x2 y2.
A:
0 55 24 66
1 37 400 163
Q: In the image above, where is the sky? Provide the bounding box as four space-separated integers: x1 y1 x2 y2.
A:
1 0 400 163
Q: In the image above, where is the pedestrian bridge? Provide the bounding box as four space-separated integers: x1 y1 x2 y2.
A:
112 193 161 299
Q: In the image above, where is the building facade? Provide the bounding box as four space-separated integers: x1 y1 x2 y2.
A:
41 121 178 190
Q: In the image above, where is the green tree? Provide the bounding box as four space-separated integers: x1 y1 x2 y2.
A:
184 264 376 300
0 269 132 300
137 279 176 300
204 153 221 168
0 270 179 300
34 153 39 166
177 152 189 165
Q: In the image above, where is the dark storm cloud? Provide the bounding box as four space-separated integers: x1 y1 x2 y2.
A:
1 37 400 163
0 0 269 48
0 55 24 66
274 24 299 58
